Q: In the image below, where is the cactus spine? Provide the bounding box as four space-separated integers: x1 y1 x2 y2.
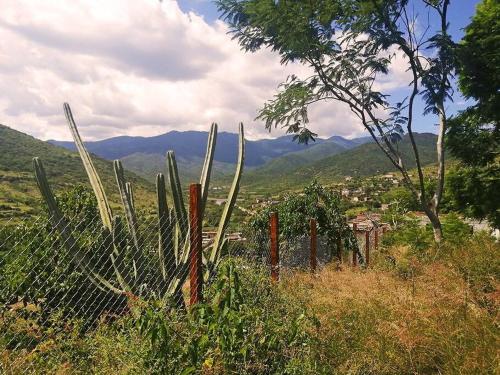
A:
34 103 245 308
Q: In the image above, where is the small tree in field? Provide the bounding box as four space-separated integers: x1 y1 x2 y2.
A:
217 0 455 242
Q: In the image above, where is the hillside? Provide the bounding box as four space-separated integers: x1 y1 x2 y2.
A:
50 130 374 182
243 133 438 190
0 124 156 219
120 153 237 184
249 142 348 177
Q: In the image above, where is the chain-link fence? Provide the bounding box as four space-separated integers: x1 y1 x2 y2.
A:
2 188 252 369
0 205 388 373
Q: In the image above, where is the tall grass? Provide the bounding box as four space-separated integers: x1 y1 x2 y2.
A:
284 232 499 374
1 230 498 374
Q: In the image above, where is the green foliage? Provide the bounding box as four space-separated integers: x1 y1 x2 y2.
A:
381 186 420 212
244 133 438 190
138 260 316 374
0 124 156 219
216 0 453 147
250 181 358 257
2 237 498 374
456 0 500 123
445 0 500 229
0 185 124 326
382 213 474 254
447 109 499 167
445 162 500 228
382 218 433 253
218 0 458 240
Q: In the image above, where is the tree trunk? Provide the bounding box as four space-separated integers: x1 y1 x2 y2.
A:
424 207 443 243
431 217 443 243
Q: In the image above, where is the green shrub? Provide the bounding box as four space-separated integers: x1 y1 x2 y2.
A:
0 185 126 327
381 218 433 254
382 213 474 254
138 260 319 374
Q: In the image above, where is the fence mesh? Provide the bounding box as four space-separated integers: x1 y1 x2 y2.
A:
1 211 387 373
0 211 207 373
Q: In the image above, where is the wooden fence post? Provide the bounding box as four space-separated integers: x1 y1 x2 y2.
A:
374 228 379 250
365 230 370 266
270 212 279 281
352 222 358 267
310 218 317 273
189 183 202 305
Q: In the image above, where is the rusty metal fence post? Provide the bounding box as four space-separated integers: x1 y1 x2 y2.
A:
310 218 317 273
365 230 370 266
352 222 358 267
270 212 279 281
189 183 202 305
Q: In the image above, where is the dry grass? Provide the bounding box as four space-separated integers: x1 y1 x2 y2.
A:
281 247 499 374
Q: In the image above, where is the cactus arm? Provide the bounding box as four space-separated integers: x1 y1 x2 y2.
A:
33 157 124 295
113 160 145 285
157 173 176 285
110 216 134 292
126 182 135 212
171 208 179 263
165 237 190 308
208 123 245 266
63 103 113 231
199 123 217 217
113 161 140 249
166 151 188 240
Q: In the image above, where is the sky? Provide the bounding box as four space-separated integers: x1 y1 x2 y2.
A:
0 0 481 142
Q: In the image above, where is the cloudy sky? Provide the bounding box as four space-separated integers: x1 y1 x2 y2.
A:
0 0 480 141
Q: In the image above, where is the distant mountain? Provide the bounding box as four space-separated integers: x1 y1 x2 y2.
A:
50 132 326 166
243 133 438 189
0 125 155 219
50 130 373 181
249 142 348 177
327 135 372 149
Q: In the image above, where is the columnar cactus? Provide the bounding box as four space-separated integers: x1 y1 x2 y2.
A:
34 103 245 309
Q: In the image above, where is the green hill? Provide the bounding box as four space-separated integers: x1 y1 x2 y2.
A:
121 152 237 183
0 124 156 219
243 133 438 190
251 142 348 176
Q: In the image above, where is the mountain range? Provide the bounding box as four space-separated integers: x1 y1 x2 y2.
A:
49 131 374 182
242 133 438 189
0 123 438 219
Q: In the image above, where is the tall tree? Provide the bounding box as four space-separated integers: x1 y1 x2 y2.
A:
217 0 455 242
446 0 499 229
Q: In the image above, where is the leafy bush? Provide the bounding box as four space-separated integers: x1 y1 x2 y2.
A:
382 213 474 254
138 260 318 374
250 181 358 260
0 185 126 327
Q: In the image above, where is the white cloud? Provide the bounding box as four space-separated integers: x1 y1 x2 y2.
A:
0 0 410 142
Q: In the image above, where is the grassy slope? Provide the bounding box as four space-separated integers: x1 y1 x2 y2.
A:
0 124 156 219
2 234 497 373
242 133 438 191
246 142 348 177
283 251 498 373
